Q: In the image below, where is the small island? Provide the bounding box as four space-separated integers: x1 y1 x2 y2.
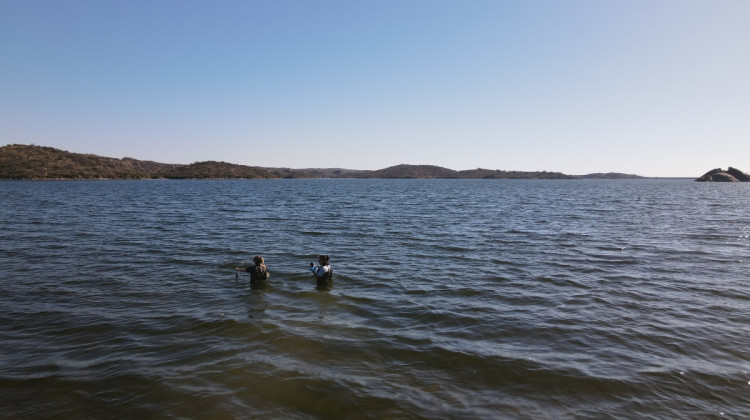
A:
695 167 750 182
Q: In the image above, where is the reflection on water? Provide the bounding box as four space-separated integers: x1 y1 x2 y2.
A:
316 279 334 291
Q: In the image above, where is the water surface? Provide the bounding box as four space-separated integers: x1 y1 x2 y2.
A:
1 179 748 418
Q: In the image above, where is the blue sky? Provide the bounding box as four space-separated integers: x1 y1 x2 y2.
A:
1 0 748 177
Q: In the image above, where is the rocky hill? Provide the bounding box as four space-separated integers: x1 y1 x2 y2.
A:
0 145 357 179
695 167 750 182
0 144 176 179
1 144 643 180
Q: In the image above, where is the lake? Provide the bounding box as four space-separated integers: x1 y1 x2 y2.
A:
0 179 748 419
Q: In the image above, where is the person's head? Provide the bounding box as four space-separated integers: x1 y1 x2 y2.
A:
318 255 330 265
253 255 265 266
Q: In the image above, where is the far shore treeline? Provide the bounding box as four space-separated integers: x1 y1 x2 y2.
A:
1 144 644 180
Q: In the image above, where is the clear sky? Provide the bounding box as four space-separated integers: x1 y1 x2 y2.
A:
1 0 748 177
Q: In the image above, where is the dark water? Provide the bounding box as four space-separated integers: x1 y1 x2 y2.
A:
1 179 748 419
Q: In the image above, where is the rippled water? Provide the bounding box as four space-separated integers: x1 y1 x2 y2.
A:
1 179 748 419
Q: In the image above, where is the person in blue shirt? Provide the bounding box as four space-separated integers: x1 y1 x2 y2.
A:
310 255 332 283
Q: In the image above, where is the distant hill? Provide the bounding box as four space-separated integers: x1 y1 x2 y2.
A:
0 144 177 179
161 161 276 179
357 164 460 179
356 166 639 179
457 168 577 179
353 165 579 179
579 172 645 180
0 145 355 179
0 144 644 180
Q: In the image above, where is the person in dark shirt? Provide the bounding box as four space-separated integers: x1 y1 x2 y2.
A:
236 255 270 282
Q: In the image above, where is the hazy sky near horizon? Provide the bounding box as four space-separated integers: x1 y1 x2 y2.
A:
1 1 748 177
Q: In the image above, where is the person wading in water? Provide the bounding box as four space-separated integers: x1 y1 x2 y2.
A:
310 254 332 285
236 255 270 283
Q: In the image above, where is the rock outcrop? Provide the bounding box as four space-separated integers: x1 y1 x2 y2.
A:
695 167 750 182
